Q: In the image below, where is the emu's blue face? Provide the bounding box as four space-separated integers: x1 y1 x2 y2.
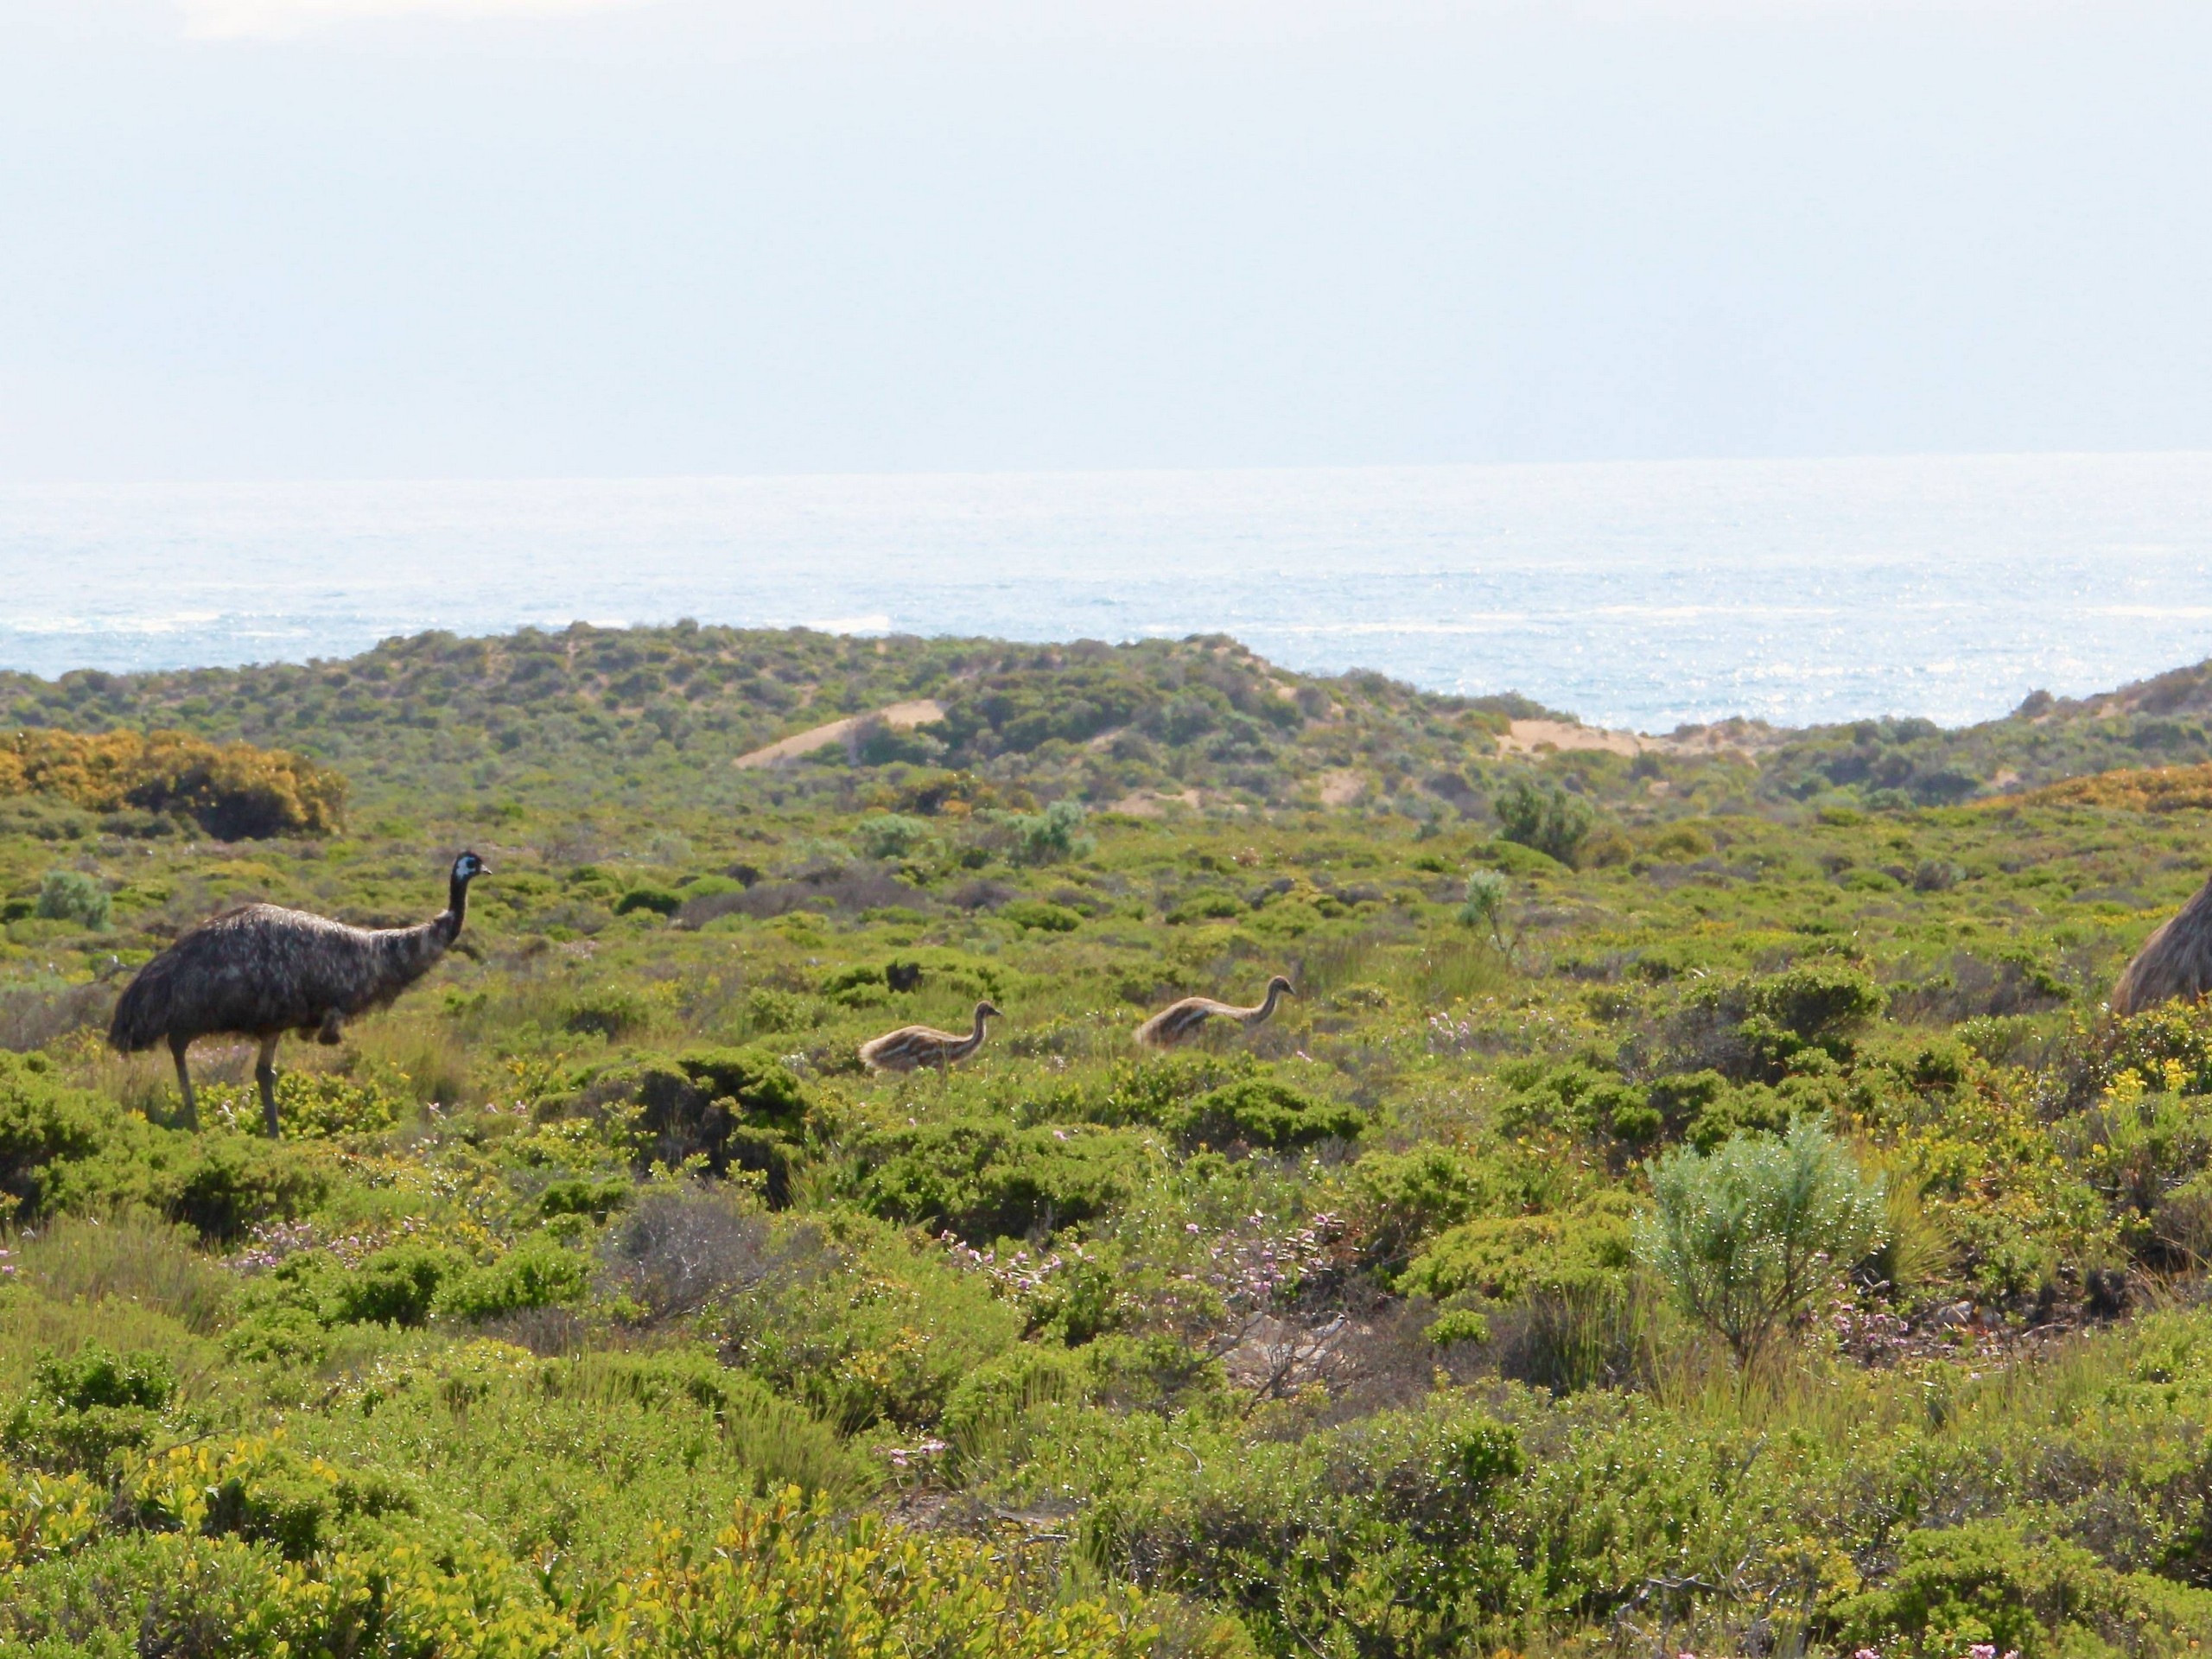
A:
454 851 488 881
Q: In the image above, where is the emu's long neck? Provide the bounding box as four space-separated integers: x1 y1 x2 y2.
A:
372 878 467 988
954 1007 989 1059
1243 982 1284 1025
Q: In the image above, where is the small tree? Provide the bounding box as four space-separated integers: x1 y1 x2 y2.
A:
854 812 935 861
1491 779 1594 866
1001 799 1093 865
35 870 109 931
1636 1119 1885 1370
1459 870 1512 958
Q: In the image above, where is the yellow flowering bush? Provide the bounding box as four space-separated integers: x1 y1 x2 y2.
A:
0 726 345 837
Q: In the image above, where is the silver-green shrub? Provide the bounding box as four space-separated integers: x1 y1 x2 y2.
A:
1636 1118 1886 1370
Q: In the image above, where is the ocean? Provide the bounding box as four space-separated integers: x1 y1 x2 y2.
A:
3 452 2210 734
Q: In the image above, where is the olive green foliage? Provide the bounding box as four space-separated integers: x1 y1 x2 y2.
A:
1400 1192 1638 1304
0 1052 327 1237
3 1345 180 1478
855 811 936 860
999 798 1095 864
13 626 2212 1655
1491 777 1594 864
1170 1078 1365 1153
1832 1519 2212 1659
34 871 106 930
848 1118 1159 1241
1638 1120 1888 1368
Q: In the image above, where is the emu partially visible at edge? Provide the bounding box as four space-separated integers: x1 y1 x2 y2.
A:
2113 874 2212 1018
108 851 487 1137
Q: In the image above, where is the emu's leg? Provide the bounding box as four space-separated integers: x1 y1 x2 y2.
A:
168 1033 199 1131
255 1033 282 1140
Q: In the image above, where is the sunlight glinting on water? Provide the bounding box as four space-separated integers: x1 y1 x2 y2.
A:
3 453 2210 732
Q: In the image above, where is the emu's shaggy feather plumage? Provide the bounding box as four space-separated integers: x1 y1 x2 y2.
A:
109 852 485 1135
2113 875 2212 1017
857 1001 1001 1073
1133 976 1294 1050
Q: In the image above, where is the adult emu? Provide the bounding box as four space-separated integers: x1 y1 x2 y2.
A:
2113 874 2212 1017
109 851 487 1137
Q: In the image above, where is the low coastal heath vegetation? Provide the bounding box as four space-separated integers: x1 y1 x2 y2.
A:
14 624 2212 1653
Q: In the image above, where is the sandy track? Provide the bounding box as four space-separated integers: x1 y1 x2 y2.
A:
734 700 945 768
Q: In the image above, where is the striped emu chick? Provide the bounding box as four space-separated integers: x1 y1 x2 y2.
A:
857 1000 1001 1074
1134 975 1294 1050
2113 874 2212 1016
108 851 487 1137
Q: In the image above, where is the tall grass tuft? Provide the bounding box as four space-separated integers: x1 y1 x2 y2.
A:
10 1211 232 1337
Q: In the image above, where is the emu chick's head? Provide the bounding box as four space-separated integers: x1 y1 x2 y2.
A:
1267 975 1296 997
976 1000 1004 1021
452 850 490 884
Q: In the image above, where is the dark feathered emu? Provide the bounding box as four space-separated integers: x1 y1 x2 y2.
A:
2113 874 2212 1018
108 851 487 1137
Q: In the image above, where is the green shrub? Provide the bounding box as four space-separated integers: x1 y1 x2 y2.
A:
34 869 108 929
941 1344 1087 1457
1340 1145 1498 1272
998 798 1093 864
540 1176 632 1223
745 987 832 1033
1830 1519 2212 1659
721 1219 1025 1430
436 1236 590 1321
0 1054 327 1240
1001 899 1083 932
1173 1079 1366 1153
818 962 888 1006
325 1240 467 1326
1491 778 1594 865
0 1051 111 1217
598 1045 810 1200
1166 889 1244 924
1103 1399 1525 1657
854 812 936 860
197 1068 412 1139
4 1345 179 1477
614 884 684 917
1497 1060 1655 1147
1673 961 1885 1083
676 1046 808 1122
1397 1191 1637 1304
848 1119 1157 1241
563 982 658 1039
160 1135 332 1243
1637 1119 1886 1369
231 1239 468 1350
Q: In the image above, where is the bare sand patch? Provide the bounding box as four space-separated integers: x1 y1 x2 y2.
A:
1497 719 1642 758
1318 770 1365 805
734 700 944 768
1495 716 1785 762
1109 789 1205 817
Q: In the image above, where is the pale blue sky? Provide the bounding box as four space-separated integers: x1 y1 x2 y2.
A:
1 0 2207 479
